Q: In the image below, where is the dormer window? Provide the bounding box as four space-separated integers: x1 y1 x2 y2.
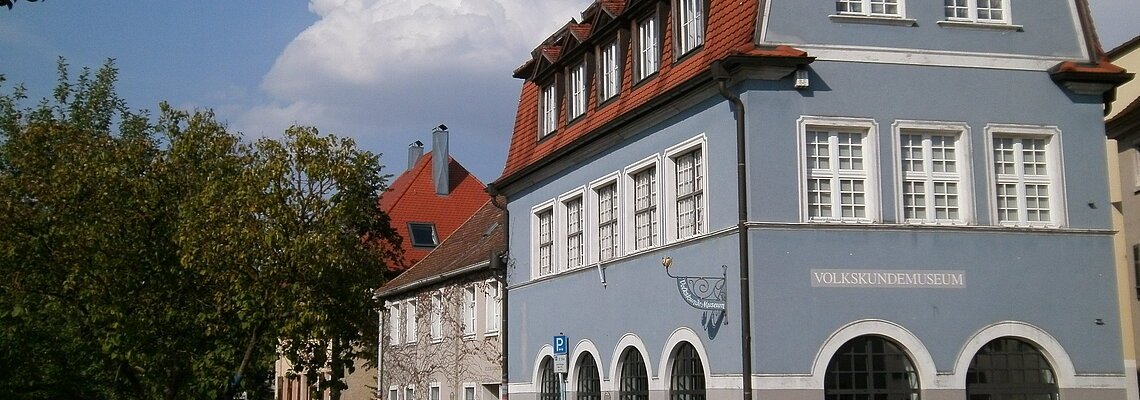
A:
598 40 620 101
635 15 660 82
568 61 588 120
540 83 558 138
408 222 438 248
676 0 705 56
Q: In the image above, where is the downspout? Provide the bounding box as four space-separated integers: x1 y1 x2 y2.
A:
487 187 510 400
711 60 752 400
377 301 384 400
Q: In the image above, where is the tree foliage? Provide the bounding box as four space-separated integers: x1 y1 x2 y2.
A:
0 59 399 399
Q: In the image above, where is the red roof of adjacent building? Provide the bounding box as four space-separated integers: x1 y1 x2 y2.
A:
493 0 810 187
376 199 505 297
380 152 488 272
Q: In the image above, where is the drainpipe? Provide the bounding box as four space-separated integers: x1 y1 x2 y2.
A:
486 187 510 400
711 60 752 400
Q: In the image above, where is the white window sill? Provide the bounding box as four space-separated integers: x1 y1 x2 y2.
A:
462 333 476 340
484 331 500 338
829 14 916 27
937 20 1023 31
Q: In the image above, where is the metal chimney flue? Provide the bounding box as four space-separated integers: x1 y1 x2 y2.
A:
407 140 424 172
432 124 450 195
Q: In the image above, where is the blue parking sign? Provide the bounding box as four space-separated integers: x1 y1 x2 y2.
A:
553 335 568 355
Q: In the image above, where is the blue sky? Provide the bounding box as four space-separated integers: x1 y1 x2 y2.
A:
2 1 1138 183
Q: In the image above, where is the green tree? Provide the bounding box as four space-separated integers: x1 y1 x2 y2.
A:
0 59 398 399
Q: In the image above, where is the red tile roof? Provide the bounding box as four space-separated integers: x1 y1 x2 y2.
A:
494 0 808 186
380 152 488 272
376 200 505 297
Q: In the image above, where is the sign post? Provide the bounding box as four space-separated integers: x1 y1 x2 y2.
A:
553 335 568 400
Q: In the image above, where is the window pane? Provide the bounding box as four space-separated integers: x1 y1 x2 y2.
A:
824 336 919 400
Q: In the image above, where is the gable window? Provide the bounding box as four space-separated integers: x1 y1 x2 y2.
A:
632 166 658 250
408 222 438 248
405 299 417 343
463 285 477 336
535 206 554 277
568 62 587 120
540 83 558 138
596 181 620 262
389 303 401 346
945 0 1009 24
564 195 585 270
836 0 901 17
599 40 620 101
897 122 972 224
635 16 659 81
677 0 705 55
484 280 501 334
988 125 1063 227
801 117 879 223
430 292 443 341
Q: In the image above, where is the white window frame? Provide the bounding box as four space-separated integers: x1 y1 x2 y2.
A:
836 0 905 17
430 383 441 400
1131 138 1140 191
984 124 1066 227
598 40 620 101
532 201 556 278
664 135 708 242
406 385 416 400
892 120 974 225
388 302 401 346
540 83 558 138
676 0 705 56
405 298 417 344
559 188 587 272
635 14 660 82
943 0 1011 24
484 279 501 335
624 155 662 252
463 383 477 400
798 116 881 223
430 292 443 342
462 284 478 337
568 62 587 120
589 173 622 264
390 386 401 400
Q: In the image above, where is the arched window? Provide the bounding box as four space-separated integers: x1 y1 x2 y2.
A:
824 335 919 400
966 337 1058 400
540 356 560 400
577 354 601 400
670 342 706 400
619 348 649 400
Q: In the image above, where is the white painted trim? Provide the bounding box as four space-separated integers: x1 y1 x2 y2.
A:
658 327 724 389
558 186 588 273
982 124 1067 228
951 321 1075 389
568 339 608 392
531 200 557 279
809 319 939 388
785 44 1072 71
623 154 663 254
461 383 478 400
589 171 623 266
797 116 882 223
429 382 442 400
663 134 709 243
526 344 556 394
609 333 657 390
891 120 975 225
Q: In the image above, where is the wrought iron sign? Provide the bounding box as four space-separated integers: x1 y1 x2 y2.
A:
662 256 727 311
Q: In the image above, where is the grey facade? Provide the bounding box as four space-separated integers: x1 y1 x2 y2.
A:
492 1 1131 400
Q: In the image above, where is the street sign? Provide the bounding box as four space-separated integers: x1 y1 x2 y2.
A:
553 335 568 355
553 354 568 373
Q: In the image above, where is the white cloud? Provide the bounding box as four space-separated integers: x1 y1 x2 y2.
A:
237 0 590 180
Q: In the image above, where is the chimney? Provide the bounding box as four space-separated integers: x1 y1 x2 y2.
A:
432 124 450 195
407 141 424 172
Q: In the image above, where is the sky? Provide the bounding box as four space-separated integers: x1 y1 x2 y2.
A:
2 0 1138 183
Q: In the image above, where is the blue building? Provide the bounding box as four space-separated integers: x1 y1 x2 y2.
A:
488 1 1133 399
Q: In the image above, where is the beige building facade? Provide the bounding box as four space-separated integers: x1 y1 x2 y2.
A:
1108 35 1140 400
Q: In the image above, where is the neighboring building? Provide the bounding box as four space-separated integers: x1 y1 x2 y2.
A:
377 200 505 400
276 127 490 400
1106 34 1140 399
490 1 1131 400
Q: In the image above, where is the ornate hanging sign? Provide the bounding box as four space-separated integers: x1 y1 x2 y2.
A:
665 263 728 311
